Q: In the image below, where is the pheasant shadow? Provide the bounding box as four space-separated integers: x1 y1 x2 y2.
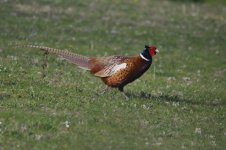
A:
126 91 224 107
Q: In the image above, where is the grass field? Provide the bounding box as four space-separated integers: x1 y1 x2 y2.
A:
0 0 226 149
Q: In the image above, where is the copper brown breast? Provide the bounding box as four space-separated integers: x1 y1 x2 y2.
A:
100 56 152 88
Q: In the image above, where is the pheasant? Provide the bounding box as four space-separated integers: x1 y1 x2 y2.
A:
20 45 159 97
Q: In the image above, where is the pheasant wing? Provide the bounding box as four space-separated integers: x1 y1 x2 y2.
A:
90 56 128 77
94 63 127 77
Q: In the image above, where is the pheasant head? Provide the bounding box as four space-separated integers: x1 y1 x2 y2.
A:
140 45 159 61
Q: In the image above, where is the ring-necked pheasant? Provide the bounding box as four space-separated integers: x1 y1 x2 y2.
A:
20 45 159 97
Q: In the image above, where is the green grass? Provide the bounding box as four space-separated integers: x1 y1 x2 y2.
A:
0 0 226 149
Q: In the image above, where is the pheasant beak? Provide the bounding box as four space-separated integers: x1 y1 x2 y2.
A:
155 49 159 53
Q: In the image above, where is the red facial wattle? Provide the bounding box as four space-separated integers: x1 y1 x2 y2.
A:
149 48 156 56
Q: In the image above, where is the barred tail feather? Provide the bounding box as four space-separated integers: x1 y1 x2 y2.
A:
19 45 91 70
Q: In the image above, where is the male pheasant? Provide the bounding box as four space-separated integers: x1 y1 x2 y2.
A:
21 45 158 96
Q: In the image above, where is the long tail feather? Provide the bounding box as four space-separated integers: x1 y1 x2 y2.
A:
18 45 91 70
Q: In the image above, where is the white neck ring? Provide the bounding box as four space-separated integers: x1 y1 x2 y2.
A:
140 53 149 61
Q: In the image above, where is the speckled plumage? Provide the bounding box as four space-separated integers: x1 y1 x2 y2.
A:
96 56 152 91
